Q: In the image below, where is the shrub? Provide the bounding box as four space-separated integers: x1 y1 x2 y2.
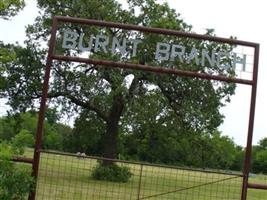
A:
11 129 34 154
0 141 34 200
92 163 132 183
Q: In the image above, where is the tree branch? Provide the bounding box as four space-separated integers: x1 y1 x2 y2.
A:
30 90 108 121
126 75 139 102
66 94 108 121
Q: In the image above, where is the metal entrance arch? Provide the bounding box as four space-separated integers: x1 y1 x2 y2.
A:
25 16 261 200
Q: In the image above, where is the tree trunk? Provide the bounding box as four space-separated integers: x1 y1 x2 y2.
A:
102 92 124 165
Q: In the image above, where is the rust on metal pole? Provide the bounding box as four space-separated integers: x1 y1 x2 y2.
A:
241 44 260 200
28 17 58 200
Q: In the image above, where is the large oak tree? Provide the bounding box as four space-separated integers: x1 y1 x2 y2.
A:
0 0 236 164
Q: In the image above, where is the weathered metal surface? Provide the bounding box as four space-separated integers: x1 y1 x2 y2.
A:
241 44 261 199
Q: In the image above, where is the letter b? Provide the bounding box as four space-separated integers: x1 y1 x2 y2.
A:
155 42 170 61
62 30 79 49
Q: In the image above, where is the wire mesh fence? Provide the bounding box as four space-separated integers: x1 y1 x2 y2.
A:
35 150 246 200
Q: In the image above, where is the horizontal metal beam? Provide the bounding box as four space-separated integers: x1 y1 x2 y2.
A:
248 183 267 190
52 55 253 85
55 16 259 47
12 157 33 164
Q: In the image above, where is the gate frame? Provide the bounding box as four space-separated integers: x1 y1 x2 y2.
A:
24 16 261 200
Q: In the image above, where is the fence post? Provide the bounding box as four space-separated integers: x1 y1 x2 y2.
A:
28 16 58 200
240 44 260 200
137 164 143 200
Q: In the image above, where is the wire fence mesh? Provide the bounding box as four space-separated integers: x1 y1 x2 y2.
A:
35 150 246 200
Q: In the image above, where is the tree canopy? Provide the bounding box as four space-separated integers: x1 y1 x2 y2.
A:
1 0 237 165
0 0 25 20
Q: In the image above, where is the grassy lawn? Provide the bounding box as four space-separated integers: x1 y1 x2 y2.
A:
22 149 267 200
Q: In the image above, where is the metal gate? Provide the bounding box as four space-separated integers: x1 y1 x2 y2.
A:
13 16 264 199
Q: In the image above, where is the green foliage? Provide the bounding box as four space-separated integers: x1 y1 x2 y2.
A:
0 142 34 200
0 141 13 160
0 163 34 200
45 107 60 125
67 110 104 154
0 0 25 20
53 123 73 151
124 128 240 169
43 130 63 150
0 45 44 111
251 138 267 174
254 150 267 174
0 111 72 152
0 43 15 60
258 138 267 150
0 116 17 140
19 112 38 134
0 112 37 142
12 129 34 154
92 163 132 183
230 145 244 171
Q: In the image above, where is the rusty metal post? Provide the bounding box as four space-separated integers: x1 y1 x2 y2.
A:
28 17 58 200
240 44 260 200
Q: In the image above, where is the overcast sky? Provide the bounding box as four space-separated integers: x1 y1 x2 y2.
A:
0 0 266 146
163 0 267 147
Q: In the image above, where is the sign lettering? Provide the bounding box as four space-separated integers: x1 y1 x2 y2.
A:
62 30 247 72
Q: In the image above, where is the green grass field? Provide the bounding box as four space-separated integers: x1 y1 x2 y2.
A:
23 149 267 200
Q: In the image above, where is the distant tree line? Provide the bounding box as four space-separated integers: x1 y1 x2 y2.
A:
0 110 266 174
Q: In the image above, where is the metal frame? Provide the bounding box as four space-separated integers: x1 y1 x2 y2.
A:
24 16 261 200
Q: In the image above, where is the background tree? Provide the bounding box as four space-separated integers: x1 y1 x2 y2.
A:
0 0 25 20
67 110 104 154
257 138 267 151
0 141 34 200
11 129 34 154
0 110 71 151
251 138 267 173
1 0 236 167
0 0 25 89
